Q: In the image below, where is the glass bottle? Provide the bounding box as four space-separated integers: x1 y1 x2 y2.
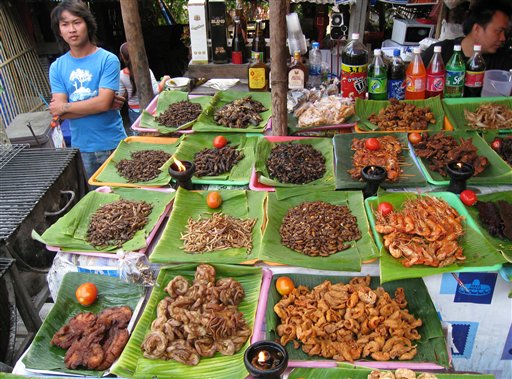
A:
368 49 387 100
231 18 245 64
251 19 266 62
235 0 248 45
444 45 465 98
387 49 405 100
248 52 268 91
341 33 368 99
426 46 446 98
288 50 308 90
405 47 426 100
464 44 486 97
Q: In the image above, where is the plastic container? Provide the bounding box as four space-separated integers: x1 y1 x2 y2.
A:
368 49 387 100
307 41 322 88
464 44 486 97
444 45 465 98
341 33 368 99
165 77 190 91
6 111 60 148
426 45 445 98
405 47 426 100
481 69 512 97
387 49 405 100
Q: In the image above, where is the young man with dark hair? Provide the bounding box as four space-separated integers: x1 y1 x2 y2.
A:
422 0 512 70
49 0 126 180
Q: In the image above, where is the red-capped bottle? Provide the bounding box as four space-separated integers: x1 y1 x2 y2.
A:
464 44 486 97
426 46 446 98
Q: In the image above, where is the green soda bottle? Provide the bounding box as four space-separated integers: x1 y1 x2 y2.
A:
444 45 465 98
368 49 388 100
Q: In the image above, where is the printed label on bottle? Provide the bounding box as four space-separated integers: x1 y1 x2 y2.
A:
465 70 484 87
251 51 264 62
427 74 446 92
388 79 405 100
369 77 387 95
309 65 321 76
406 75 426 92
231 51 243 64
446 70 465 87
341 63 367 98
288 69 305 89
249 67 266 89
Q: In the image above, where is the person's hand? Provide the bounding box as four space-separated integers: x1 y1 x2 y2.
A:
49 97 70 116
111 93 126 110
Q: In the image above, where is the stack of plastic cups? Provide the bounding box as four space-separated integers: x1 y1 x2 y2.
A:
286 13 307 56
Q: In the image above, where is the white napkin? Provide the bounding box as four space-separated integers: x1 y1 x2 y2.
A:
202 79 240 91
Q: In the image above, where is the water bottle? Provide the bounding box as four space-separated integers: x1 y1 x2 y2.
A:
368 49 387 100
387 49 405 100
307 41 322 88
464 45 486 97
445 45 465 98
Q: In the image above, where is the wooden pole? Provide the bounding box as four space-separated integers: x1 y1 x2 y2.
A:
119 0 153 111
270 0 287 136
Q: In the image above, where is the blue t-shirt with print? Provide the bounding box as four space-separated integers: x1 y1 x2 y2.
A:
49 48 126 153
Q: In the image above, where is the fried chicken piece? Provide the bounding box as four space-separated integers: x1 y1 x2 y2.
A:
97 327 130 370
51 312 97 349
96 306 133 329
64 325 106 369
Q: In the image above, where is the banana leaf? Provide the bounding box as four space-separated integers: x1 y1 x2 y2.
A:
333 132 427 189
265 274 449 367
464 191 512 262
289 366 495 379
410 131 512 186
172 133 258 185
481 131 512 168
111 263 262 379
259 190 378 271
139 91 212 133
95 138 178 186
356 97 445 132
23 272 144 376
192 90 272 133
254 137 335 188
33 188 174 253
149 187 265 264
443 96 512 132
364 192 506 283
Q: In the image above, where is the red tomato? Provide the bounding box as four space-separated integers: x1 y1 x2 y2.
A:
460 190 478 206
365 138 381 151
377 202 394 216
213 135 228 149
491 138 502 151
408 132 422 145
75 283 98 306
276 276 295 296
206 191 223 209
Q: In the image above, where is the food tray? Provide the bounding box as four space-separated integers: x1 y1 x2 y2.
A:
252 136 335 191
364 192 505 283
464 190 512 263
263 273 449 370
409 131 512 186
481 131 512 168
287 111 357 135
443 96 512 133
333 132 427 190
354 97 445 133
22 272 145 377
89 136 179 188
134 91 211 134
149 187 265 265
33 186 175 257
172 133 259 185
259 190 378 271
112 264 263 379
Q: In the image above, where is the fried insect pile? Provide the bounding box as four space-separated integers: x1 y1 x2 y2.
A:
368 99 436 131
266 143 326 184
375 196 466 267
413 132 489 176
155 101 202 127
369 368 438 379
115 150 171 182
86 200 153 248
194 146 243 177
274 276 422 362
214 96 267 129
475 200 512 241
51 306 132 370
181 213 256 254
141 264 251 366
349 136 403 182
464 103 512 130
280 201 361 257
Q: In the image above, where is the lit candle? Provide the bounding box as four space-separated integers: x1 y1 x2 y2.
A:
244 341 288 379
361 165 387 199
446 161 474 194
168 159 196 190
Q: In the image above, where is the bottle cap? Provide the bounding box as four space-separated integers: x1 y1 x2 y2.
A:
393 49 401 57
434 46 442 53
374 49 381 55
312 42 320 49
454 45 462 51
413 47 421 54
352 33 360 40
474 45 481 51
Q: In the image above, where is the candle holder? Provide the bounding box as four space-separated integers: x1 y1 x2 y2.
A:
361 165 387 199
244 341 288 379
168 160 195 190
446 161 474 194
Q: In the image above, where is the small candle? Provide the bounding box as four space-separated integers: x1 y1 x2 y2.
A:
361 165 387 199
168 159 196 190
244 341 288 379
446 161 474 194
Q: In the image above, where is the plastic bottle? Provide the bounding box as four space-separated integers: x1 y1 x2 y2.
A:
387 49 405 100
426 46 446 98
405 47 426 100
341 33 368 99
464 44 486 97
444 45 465 98
307 41 322 88
368 49 387 100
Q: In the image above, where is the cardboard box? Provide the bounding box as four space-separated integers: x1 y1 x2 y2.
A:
188 0 208 64
208 0 228 63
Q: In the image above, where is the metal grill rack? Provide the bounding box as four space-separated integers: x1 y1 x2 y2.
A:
0 144 28 171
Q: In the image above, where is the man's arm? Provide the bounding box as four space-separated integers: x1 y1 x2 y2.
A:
50 88 116 119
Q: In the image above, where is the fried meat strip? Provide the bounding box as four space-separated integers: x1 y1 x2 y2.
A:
51 312 97 349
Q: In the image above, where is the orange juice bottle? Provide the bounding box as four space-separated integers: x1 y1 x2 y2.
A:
405 47 426 100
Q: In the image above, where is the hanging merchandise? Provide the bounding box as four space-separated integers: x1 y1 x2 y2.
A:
341 33 368 99
426 46 446 98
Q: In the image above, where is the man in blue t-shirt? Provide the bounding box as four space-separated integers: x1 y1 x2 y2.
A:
49 0 126 180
